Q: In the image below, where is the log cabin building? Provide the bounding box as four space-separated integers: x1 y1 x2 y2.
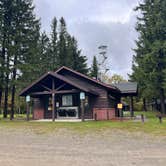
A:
20 66 138 121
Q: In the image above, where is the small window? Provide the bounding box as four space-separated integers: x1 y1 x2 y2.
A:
62 95 73 106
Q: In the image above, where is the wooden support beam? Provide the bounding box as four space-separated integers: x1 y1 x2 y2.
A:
81 100 85 122
130 96 134 117
26 102 30 121
52 79 55 122
31 89 80 96
31 91 50 95
55 83 66 91
40 84 52 91
53 89 80 94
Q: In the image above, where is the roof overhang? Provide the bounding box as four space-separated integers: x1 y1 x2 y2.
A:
55 66 120 93
113 82 138 97
20 72 99 97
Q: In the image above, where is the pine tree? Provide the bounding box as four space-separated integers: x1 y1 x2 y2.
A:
50 17 58 70
18 22 41 89
38 32 51 74
0 0 5 112
131 0 166 114
56 17 88 74
90 56 98 79
0 0 13 118
57 17 68 67
67 36 88 74
0 0 41 119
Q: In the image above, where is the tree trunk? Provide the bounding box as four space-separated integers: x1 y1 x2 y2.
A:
130 96 134 117
1 35 6 116
160 88 165 114
154 98 158 111
10 56 17 120
3 76 9 118
143 98 147 112
10 85 15 120
0 89 2 113
3 46 9 119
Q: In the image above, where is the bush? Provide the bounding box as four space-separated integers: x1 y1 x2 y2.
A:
134 101 143 112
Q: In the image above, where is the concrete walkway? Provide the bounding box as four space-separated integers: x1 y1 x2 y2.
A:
32 119 93 122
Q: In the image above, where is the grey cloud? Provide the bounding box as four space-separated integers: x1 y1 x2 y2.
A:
69 14 138 78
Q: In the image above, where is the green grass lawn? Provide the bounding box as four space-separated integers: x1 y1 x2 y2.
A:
0 111 165 136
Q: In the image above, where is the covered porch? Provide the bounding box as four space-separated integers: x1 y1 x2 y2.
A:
114 82 138 117
32 90 86 120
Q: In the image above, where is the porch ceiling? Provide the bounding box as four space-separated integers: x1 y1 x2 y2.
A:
30 89 81 97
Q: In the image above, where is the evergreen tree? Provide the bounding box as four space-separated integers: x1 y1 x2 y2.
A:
56 17 88 74
0 0 4 111
131 0 166 114
0 0 41 119
11 0 41 119
38 32 51 74
0 0 13 118
50 17 58 70
18 22 40 89
90 56 98 79
57 17 68 67
67 36 88 74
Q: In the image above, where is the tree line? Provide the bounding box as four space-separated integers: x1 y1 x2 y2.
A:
1 0 165 119
131 0 166 114
0 0 88 119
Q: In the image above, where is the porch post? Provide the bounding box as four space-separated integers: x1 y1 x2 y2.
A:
52 79 55 122
81 100 85 122
26 101 30 121
130 96 134 117
26 95 30 121
80 92 85 122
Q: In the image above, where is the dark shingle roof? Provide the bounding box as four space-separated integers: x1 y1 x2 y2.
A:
113 82 138 94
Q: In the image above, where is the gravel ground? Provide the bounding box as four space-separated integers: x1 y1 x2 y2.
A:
0 128 166 166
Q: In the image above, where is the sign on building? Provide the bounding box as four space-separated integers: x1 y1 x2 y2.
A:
26 95 30 103
80 92 85 100
117 103 123 109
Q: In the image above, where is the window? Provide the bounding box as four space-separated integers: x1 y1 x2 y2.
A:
62 95 73 106
48 97 52 111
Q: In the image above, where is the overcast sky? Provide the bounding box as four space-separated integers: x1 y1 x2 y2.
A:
34 0 140 79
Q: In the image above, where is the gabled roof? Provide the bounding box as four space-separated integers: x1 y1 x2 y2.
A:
20 71 99 96
113 82 138 95
20 66 137 97
55 66 120 92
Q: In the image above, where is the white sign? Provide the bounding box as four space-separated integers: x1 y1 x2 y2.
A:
26 95 30 102
56 102 60 107
80 92 85 100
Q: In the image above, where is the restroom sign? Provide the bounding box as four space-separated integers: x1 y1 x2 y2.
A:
80 92 85 100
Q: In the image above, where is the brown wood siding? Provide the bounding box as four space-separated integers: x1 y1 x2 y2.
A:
63 73 107 96
62 72 115 110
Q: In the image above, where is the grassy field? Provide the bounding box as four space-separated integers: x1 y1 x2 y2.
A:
0 111 165 136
